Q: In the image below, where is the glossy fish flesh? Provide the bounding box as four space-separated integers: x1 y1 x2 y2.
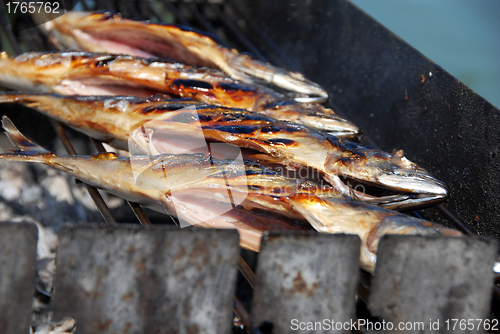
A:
0 51 358 137
0 116 461 272
0 93 448 210
42 10 328 102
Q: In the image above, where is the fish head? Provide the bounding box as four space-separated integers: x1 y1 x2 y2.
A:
361 214 462 272
288 194 461 273
325 136 449 210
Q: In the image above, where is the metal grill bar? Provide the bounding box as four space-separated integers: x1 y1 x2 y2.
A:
238 256 255 289
185 2 231 48
79 0 90 11
208 2 268 63
50 120 117 225
226 1 301 72
439 204 476 236
234 297 254 334
0 4 22 54
161 0 191 27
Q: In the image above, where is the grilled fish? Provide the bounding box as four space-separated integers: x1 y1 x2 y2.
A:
289 194 462 272
0 116 461 272
42 10 328 102
0 115 313 251
0 93 448 210
0 51 357 137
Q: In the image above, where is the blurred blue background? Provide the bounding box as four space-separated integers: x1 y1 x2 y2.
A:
349 0 500 108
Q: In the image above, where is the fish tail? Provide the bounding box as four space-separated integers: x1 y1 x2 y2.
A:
1 115 53 156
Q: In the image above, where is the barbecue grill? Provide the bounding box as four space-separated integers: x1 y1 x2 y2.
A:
0 0 499 333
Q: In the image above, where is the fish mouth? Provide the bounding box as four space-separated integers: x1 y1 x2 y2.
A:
324 142 449 210
373 173 448 210
364 193 448 211
376 172 448 196
328 171 449 210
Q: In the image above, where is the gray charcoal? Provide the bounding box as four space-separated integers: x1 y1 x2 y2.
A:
252 232 360 334
369 235 497 334
52 224 240 334
0 222 38 334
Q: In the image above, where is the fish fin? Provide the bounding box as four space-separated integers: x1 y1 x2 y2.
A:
349 187 360 202
289 194 377 235
1 115 52 154
288 194 332 233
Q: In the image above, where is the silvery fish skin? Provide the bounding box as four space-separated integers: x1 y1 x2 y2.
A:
288 194 462 272
0 51 358 137
0 93 448 210
42 10 328 102
0 116 461 273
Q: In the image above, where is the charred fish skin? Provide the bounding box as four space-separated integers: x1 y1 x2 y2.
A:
0 92 448 210
324 137 449 206
127 104 450 210
0 92 205 148
42 10 329 102
0 116 460 273
0 51 358 136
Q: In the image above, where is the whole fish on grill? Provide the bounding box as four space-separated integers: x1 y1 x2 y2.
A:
0 116 461 273
0 92 448 210
0 115 313 251
0 51 358 137
41 10 328 103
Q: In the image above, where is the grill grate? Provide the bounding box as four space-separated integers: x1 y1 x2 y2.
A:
0 0 498 332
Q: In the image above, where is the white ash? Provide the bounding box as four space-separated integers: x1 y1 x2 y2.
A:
31 317 76 334
0 159 103 332
0 161 105 228
0 201 15 220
